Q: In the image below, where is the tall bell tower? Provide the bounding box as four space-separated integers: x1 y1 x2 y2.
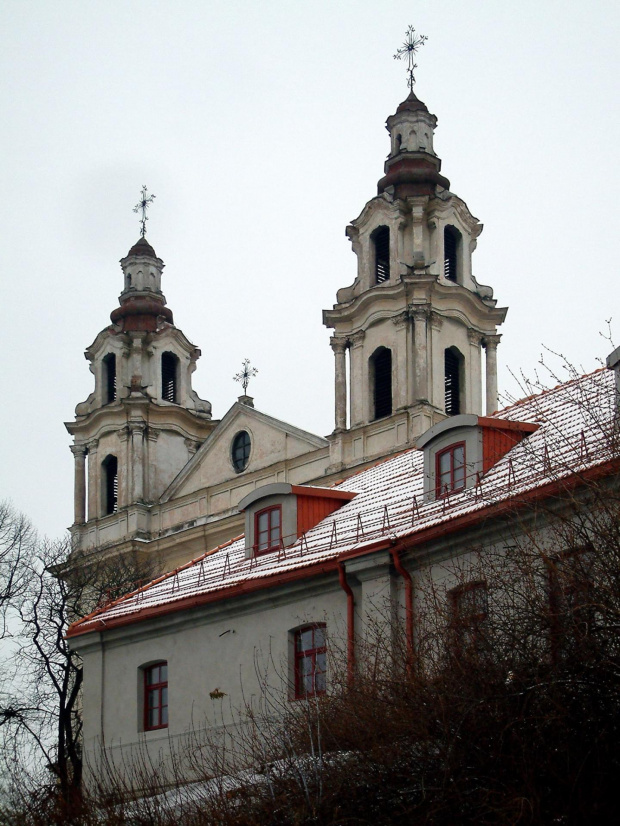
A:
66 234 215 555
324 34 507 472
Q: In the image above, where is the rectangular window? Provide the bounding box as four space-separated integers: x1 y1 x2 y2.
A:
436 442 466 497
144 662 168 731
449 581 488 656
549 549 595 658
254 505 282 555
295 625 326 699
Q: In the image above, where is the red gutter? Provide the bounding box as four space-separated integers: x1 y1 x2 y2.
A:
390 548 414 670
338 563 355 687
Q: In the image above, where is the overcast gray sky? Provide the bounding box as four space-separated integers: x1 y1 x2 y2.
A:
1 0 618 539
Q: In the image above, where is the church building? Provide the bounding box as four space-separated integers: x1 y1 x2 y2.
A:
65 83 506 575
65 62 617 793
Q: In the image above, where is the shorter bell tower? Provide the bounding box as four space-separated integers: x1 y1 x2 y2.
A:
66 236 215 556
324 57 507 472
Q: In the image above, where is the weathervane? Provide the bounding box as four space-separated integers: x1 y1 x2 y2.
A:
234 359 258 394
133 185 156 237
394 25 428 92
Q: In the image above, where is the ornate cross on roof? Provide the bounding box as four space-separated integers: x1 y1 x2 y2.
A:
133 185 156 237
233 359 258 394
394 25 428 92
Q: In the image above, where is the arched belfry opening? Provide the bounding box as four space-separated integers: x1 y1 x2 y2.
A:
444 347 464 416
161 352 179 403
444 225 462 283
371 347 392 420
103 353 116 405
371 226 390 284
102 455 118 515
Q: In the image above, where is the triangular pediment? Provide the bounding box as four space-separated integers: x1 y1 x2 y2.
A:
161 403 329 502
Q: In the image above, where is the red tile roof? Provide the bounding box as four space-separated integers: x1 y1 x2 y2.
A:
67 368 616 638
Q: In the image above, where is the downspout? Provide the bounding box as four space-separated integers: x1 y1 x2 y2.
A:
390 548 414 670
338 563 355 687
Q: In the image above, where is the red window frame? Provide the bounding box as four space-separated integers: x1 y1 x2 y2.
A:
254 505 282 555
435 442 466 497
294 624 327 699
144 662 168 731
449 581 488 656
548 549 596 660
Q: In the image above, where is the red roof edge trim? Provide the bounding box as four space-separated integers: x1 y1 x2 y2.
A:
66 560 340 639
66 534 244 637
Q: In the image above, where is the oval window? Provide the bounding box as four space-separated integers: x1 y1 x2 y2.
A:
231 430 251 472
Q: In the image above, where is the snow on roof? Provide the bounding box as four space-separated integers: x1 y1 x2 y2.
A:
68 368 617 638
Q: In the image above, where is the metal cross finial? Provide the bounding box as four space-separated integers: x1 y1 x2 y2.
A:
394 25 428 92
234 359 258 394
133 185 156 237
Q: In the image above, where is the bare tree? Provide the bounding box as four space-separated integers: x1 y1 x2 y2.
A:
0 535 155 824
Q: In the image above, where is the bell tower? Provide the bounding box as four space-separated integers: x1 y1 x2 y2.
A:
324 55 507 472
66 235 215 555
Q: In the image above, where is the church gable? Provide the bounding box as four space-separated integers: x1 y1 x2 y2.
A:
162 402 329 503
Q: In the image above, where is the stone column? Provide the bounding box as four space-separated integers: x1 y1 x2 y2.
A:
86 439 98 520
411 306 430 403
330 336 348 431
467 329 483 415
348 331 366 427
484 334 501 415
129 422 145 503
70 445 86 524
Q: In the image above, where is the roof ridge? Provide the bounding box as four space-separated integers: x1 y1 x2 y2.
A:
495 366 608 416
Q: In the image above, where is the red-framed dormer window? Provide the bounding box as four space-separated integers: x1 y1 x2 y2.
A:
144 662 168 731
295 624 326 699
436 442 466 497
254 505 282 555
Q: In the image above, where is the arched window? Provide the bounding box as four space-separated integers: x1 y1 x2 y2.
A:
103 353 116 404
371 347 392 420
444 347 463 416
161 352 179 403
444 225 461 283
231 430 251 473
371 226 390 284
102 455 118 515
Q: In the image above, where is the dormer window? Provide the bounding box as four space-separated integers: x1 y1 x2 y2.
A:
239 484 356 560
417 414 539 501
103 353 116 404
254 506 282 555
444 225 461 283
436 442 466 497
371 226 390 284
161 352 179 403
